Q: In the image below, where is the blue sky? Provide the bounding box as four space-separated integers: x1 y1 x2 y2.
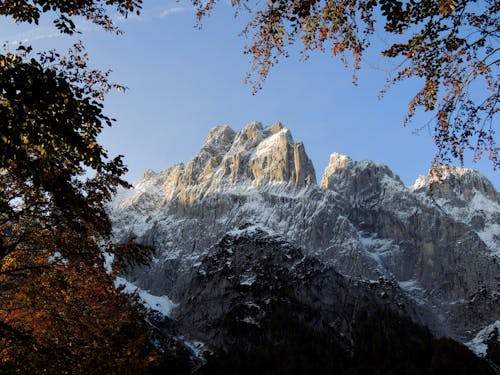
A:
1 1 498 188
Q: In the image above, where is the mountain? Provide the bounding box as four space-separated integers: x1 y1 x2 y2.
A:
109 122 500 373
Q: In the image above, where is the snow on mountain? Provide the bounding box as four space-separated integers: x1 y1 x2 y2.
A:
412 167 500 256
109 121 499 351
466 320 500 357
115 276 177 317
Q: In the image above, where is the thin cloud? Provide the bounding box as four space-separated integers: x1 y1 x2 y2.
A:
0 18 99 46
1 5 195 45
2 27 61 46
115 5 195 23
159 6 194 18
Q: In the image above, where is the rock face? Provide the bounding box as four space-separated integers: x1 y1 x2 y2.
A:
412 166 500 254
109 122 500 366
113 122 316 209
319 155 500 340
173 226 423 350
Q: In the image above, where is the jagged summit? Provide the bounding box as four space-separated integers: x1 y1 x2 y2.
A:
216 121 317 188
320 152 406 205
412 165 499 201
412 166 500 254
116 122 317 208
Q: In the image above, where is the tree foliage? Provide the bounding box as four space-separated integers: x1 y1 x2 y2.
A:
195 0 499 169
0 0 142 34
0 1 155 372
0 251 151 374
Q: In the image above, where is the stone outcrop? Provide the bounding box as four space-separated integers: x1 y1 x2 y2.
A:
174 226 429 350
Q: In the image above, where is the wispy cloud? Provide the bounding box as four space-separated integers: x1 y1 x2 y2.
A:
115 5 195 23
160 6 194 18
0 5 195 46
0 19 100 46
1 25 60 46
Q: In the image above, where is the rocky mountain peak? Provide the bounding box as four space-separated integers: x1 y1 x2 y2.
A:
412 166 500 254
320 152 405 204
412 166 499 202
239 120 266 142
201 122 317 194
320 153 353 190
200 125 237 154
242 123 316 187
117 123 317 207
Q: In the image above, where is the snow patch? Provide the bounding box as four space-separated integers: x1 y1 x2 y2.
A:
397 279 428 305
252 129 287 158
241 316 260 326
435 191 500 256
47 251 68 266
103 252 114 274
240 274 257 286
183 340 207 359
411 175 428 191
227 224 276 238
381 174 405 193
359 235 398 266
466 320 500 357
398 279 423 292
115 277 177 317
